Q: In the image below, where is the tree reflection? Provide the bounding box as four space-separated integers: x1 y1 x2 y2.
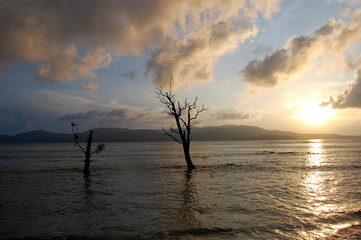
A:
82 175 99 231
176 170 199 225
83 175 94 211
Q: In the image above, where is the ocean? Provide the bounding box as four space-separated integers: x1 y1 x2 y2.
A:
0 139 360 239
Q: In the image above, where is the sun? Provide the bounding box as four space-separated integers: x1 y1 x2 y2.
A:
292 101 333 125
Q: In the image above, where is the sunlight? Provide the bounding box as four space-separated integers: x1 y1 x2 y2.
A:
308 141 325 166
292 101 333 125
299 141 352 239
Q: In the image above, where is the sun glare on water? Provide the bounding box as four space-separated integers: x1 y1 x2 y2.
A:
292 101 333 125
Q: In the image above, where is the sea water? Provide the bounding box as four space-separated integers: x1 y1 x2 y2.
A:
0 139 360 239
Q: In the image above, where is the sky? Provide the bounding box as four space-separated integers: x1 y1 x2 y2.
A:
1 0 361 136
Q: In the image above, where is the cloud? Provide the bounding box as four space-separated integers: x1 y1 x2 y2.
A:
215 108 262 120
57 110 104 122
33 50 112 82
57 108 148 125
343 55 361 69
253 45 273 56
0 73 7 80
147 20 259 88
240 16 361 87
76 82 99 92
315 18 343 36
35 91 96 112
0 0 281 85
1 112 26 121
249 0 281 19
119 70 136 81
1 84 20 91
0 89 158 135
320 68 361 109
0 102 52 135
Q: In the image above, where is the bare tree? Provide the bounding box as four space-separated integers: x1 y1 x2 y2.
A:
71 122 105 176
155 79 206 171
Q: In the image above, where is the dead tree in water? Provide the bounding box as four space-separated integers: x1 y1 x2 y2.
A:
155 79 206 171
71 122 105 176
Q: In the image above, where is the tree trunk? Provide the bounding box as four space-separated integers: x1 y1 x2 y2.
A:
83 130 93 176
175 117 195 171
182 143 195 171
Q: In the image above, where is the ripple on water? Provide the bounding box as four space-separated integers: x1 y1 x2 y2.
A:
0 140 361 239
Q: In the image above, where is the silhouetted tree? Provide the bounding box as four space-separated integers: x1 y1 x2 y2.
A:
155 78 206 171
71 122 105 176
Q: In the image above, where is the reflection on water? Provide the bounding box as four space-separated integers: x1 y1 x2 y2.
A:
301 140 354 238
82 176 100 232
83 175 94 210
177 171 199 225
1 141 360 239
303 141 334 206
308 140 325 167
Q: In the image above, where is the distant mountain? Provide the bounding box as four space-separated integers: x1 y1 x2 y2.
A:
0 130 72 143
0 125 357 143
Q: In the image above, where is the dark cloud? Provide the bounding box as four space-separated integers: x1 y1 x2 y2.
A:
0 103 55 135
0 72 7 80
240 34 318 87
0 0 281 86
320 68 361 109
106 109 129 119
240 17 361 87
57 110 104 121
2 84 20 91
3 112 26 121
0 0 178 82
57 108 148 124
241 49 290 87
0 94 154 135
253 45 273 56
315 18 343 36
119 70 136 81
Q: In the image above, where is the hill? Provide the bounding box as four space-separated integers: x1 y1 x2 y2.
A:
0 125 357 143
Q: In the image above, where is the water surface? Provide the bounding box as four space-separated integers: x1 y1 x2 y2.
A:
0 139 360 239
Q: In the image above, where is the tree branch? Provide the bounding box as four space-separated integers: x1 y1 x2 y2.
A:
178 116 187 128
190 103 207 121
162 127 182 144
91 144 105 155
71 122 86 155
155 77 206 147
